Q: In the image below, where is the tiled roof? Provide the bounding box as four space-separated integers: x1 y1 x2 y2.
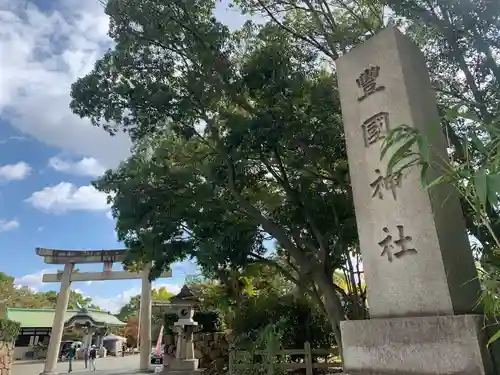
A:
171 284 199 302
5 308 125 328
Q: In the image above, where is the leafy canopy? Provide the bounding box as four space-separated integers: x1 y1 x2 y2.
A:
70 0 362 346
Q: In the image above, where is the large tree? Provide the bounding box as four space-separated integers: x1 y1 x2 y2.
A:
70 0 363 348
234 0 500 255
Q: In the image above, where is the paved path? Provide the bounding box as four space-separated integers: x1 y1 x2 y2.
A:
12 355 162 375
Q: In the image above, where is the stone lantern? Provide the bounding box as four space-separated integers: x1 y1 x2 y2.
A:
161 285 204 375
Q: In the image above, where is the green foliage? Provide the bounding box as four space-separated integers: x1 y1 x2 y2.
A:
152 287 174 301
69 0 500 353
381 109 500 247
71 0 365 347
236 0 500 256
232 293 335 349
236 0 500 347
164 313 178 334
231 323 288 375
194 311 222 333
0 319 21 342
163 311 222 333
117 295 141 322
187 264 298 329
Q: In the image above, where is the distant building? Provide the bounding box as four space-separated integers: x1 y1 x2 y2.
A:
5 308 125 360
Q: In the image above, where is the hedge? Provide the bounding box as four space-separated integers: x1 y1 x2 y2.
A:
0 319 21 342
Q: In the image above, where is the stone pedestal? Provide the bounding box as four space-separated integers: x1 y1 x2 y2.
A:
162 325 205 375
161 320 204 373
162 370 205 375
162 361 205 375
341 315 495 375
161 350 205 375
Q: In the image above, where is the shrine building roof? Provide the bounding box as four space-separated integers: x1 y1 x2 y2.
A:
5 308 125 328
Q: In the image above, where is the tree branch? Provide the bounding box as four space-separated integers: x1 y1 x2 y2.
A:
255 0 338 59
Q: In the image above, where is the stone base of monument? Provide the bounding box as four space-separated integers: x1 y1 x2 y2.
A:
170 359 199 370
159 370 205 375
341 315 497 375
159 359 205 375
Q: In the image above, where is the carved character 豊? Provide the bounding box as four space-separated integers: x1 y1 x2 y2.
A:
356 66 385 101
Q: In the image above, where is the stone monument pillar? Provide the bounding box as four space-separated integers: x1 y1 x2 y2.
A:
40 263 74 375
140 264 153 371
161 285 204 375
336 27 498 375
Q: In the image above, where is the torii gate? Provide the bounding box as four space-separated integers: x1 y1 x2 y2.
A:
35 248 172 375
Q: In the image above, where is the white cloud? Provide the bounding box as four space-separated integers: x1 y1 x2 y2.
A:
91 287 141 314
0 0 131 168
48 156 106 177
0 219 19 232
14 268 57 292
0 0 253 170
0 136 30 144
26 182 109 214
0 162 31 181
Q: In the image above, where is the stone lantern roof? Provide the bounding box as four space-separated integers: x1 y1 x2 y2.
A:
170 284 199 304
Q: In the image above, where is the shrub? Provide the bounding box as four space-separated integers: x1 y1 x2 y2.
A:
0 319 21 342
231 323 288 375
194 311 222 332
232 293 335 349
163 310 222 333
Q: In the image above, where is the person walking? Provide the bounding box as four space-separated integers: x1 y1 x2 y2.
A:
89 345 97 371
67 345 76 373
84 346 89 369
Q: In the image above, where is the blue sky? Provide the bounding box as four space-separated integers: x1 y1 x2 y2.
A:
0 0 249 313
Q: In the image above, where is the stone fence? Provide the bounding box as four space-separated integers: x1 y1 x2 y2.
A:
163 332 231 374
0 342 14 375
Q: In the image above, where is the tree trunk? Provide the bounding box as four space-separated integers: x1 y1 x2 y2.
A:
313 270 346 358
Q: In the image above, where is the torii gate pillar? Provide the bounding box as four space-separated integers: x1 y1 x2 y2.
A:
140 263 153 371
41 263 74 375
